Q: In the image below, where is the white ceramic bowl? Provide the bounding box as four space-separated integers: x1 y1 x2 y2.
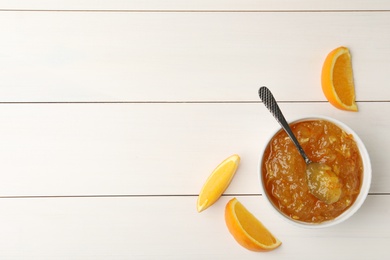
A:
259 115 371 228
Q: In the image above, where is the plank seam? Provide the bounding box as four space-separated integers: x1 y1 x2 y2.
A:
0 193 386 199
0 101 388 105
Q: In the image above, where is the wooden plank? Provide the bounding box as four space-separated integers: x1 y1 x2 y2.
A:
0 195 388 259
0 102 387 197
0 0 389 11
0 12 389 102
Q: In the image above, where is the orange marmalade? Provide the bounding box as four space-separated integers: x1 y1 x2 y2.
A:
262 120 363 223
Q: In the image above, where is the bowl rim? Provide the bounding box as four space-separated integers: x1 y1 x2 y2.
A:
258 115 372 228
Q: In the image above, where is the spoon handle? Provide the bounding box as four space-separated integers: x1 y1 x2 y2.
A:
258 86 311 164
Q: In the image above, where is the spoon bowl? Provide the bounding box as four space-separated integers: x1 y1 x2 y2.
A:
306 162 342 204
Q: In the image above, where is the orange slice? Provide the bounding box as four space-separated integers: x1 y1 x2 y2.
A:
197 155 240 212
225 198 282 252
321 46 358 111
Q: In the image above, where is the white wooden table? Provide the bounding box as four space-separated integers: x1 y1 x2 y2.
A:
0 1 389 259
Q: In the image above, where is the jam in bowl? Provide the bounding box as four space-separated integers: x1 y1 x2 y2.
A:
259 116 371 228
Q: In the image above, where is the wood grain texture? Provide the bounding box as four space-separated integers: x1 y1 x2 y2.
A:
0 2 389 259
0 12 389 102
0 102 387 197
0 0 389 11
0 195 388 259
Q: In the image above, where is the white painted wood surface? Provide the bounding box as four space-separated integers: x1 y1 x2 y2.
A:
0 0 389 11
0 1 389 259
1 12 389 102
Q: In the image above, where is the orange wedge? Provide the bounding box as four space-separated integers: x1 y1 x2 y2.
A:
225 198 282 252
321 46 358 111
197 155 240 212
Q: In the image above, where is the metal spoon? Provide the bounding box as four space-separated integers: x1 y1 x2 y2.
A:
258 86 341 204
